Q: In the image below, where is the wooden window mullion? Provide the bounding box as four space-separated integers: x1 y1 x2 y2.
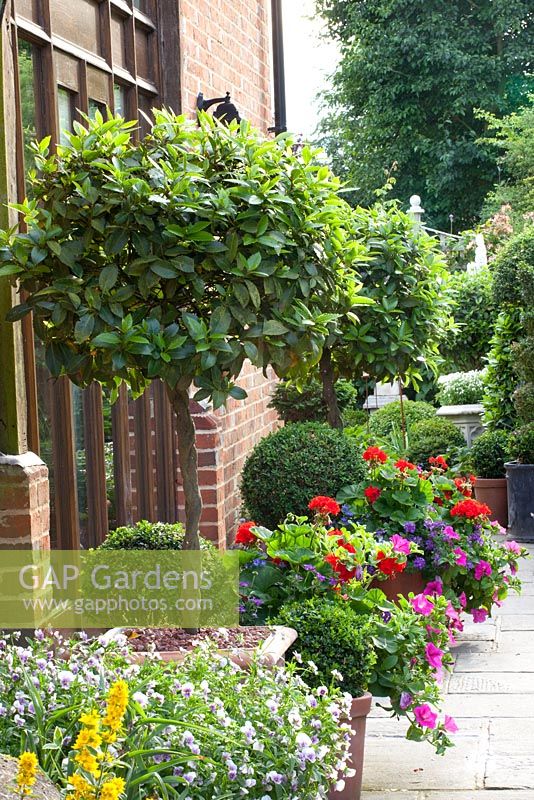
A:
111 383 133 527
134 388 155 520
154 380 177 523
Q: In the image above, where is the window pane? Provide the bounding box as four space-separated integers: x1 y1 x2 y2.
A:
57 87 74 145
17 39 38 175
114 83 126 116
88 98 105 119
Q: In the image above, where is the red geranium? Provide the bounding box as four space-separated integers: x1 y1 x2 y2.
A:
362 446 388 464
450 499 491 519
324 553 357 583
454 477 474 497
308 495 340 517
377 550 406 576
235 521 257 545
364 485 381 504
429 455 448 471
394 459 416 472
433 496 444 507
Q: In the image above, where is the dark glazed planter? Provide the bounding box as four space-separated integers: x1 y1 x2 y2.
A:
505 461 534 541
370 570 425 601
474 477 508 528
328 692 373 800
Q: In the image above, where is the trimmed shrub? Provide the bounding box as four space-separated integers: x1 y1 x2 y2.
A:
483 310 522 431
343 408 369 429
241 422 365 528
492 227 534 308
470 430 510 479
99 520 211 550
407 417 465 467
440 268 497 372
513 384 534 425
368 400 436 440
508 423 534 465
271 597 375 699
437 370 485 406
269 378 359 424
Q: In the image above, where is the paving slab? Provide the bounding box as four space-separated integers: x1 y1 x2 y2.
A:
454 652 534 672
500 614 534 631
497 631 534 652
457 621 498 642
484 719 534 788
448 672 534 694
443 692 534 718
492 596 534 614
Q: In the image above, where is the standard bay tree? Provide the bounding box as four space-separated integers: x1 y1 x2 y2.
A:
0 111 362 548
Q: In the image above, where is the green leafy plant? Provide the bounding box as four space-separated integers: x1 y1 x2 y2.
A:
368 400 436 442
98 519 210 550
508 423 534 465
483 310 522 430
269 377 359 424
271 597 376 698
513 384 534 425
437 371 485 406
492 226 534 307
469 430 510 479
240 422 365 527
407 418 465 467
0 112 363 548
440 268 497 372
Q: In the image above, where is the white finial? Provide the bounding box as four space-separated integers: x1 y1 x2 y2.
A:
408 194 424 225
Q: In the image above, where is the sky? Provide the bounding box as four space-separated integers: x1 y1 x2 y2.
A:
281 0 339 138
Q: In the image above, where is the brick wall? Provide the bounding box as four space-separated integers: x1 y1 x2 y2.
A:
179 0 273 131
0 453 50 550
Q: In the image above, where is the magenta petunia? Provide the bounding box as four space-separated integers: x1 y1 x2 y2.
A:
390 534 412 555
424 578 443 596
414 704 438 729
443 715 459 733
454 547 467 566
474 560 492 580
410 594 434 616
458 592 467 608
443 525 460 541
471 607 488 623
425 642 444 670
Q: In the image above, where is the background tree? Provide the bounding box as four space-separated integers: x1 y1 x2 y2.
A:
0 112 358 549
316 0 534 229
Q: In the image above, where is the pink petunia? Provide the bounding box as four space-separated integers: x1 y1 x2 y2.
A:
424 578 443 596
445 601 461 624
390 534 412 555
443 525 460 541
454 547 467 566
471 607 488 624
443 715 459 733
504 540 522 555
458 592 467 608
414 704 438 729
410 594 434 616
425 642 444 670
474 560 492 580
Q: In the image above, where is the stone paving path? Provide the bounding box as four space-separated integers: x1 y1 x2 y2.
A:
362 544 534 800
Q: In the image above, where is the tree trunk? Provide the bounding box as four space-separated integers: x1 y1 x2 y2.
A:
320 348 343 429
166 380 202 551
398 378 407 452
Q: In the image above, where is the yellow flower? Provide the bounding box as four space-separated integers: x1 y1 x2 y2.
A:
74 749 101 777
79 711 101 730
74 727 102 751
16 751 38 791
99 777 126 800
102 680 128 735
66 773 96 800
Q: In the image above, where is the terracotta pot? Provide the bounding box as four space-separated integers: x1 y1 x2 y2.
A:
101 625 297 668
474 477 508 528
328 692 373 800
370 570 425 602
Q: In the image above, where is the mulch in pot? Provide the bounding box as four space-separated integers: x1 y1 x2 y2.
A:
123 626 271 653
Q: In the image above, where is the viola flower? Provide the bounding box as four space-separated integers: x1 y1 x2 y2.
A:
394 459 416 472
454 547 467 567
364 485 381 504
390 534 411 555
443 715 459 733
425 642 444 670
308 496 340 517
424 579 443 596
471 607 488 624
399 691 413 710
450 499 492 520
474 560 492 580
414 704 438 729
410 594 434 616
442 525 460 541
362 446 388 464
235 521 258 546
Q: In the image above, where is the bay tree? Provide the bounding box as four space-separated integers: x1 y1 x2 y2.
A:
0 111 362 549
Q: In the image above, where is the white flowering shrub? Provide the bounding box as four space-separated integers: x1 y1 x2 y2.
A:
0 632 354 798
437 370 486 406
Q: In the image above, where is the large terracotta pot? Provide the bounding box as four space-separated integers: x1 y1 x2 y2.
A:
328 692 373 800
474 477 508 528
370 570 425 601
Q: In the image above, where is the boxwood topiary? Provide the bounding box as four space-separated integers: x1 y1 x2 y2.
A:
407 417 465 467
240 422 364 527
269 378 359 424
470 430 510 479
99 520 211 550
508 423 534 465
368 400 436 440
270 597 375 698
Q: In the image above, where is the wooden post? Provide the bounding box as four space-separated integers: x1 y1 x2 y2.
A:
0 6 28 456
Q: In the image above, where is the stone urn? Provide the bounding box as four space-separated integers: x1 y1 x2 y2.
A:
0 754 59 799
436 404 484 447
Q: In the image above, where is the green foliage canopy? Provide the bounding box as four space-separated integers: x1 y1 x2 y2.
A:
316 0 534 229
